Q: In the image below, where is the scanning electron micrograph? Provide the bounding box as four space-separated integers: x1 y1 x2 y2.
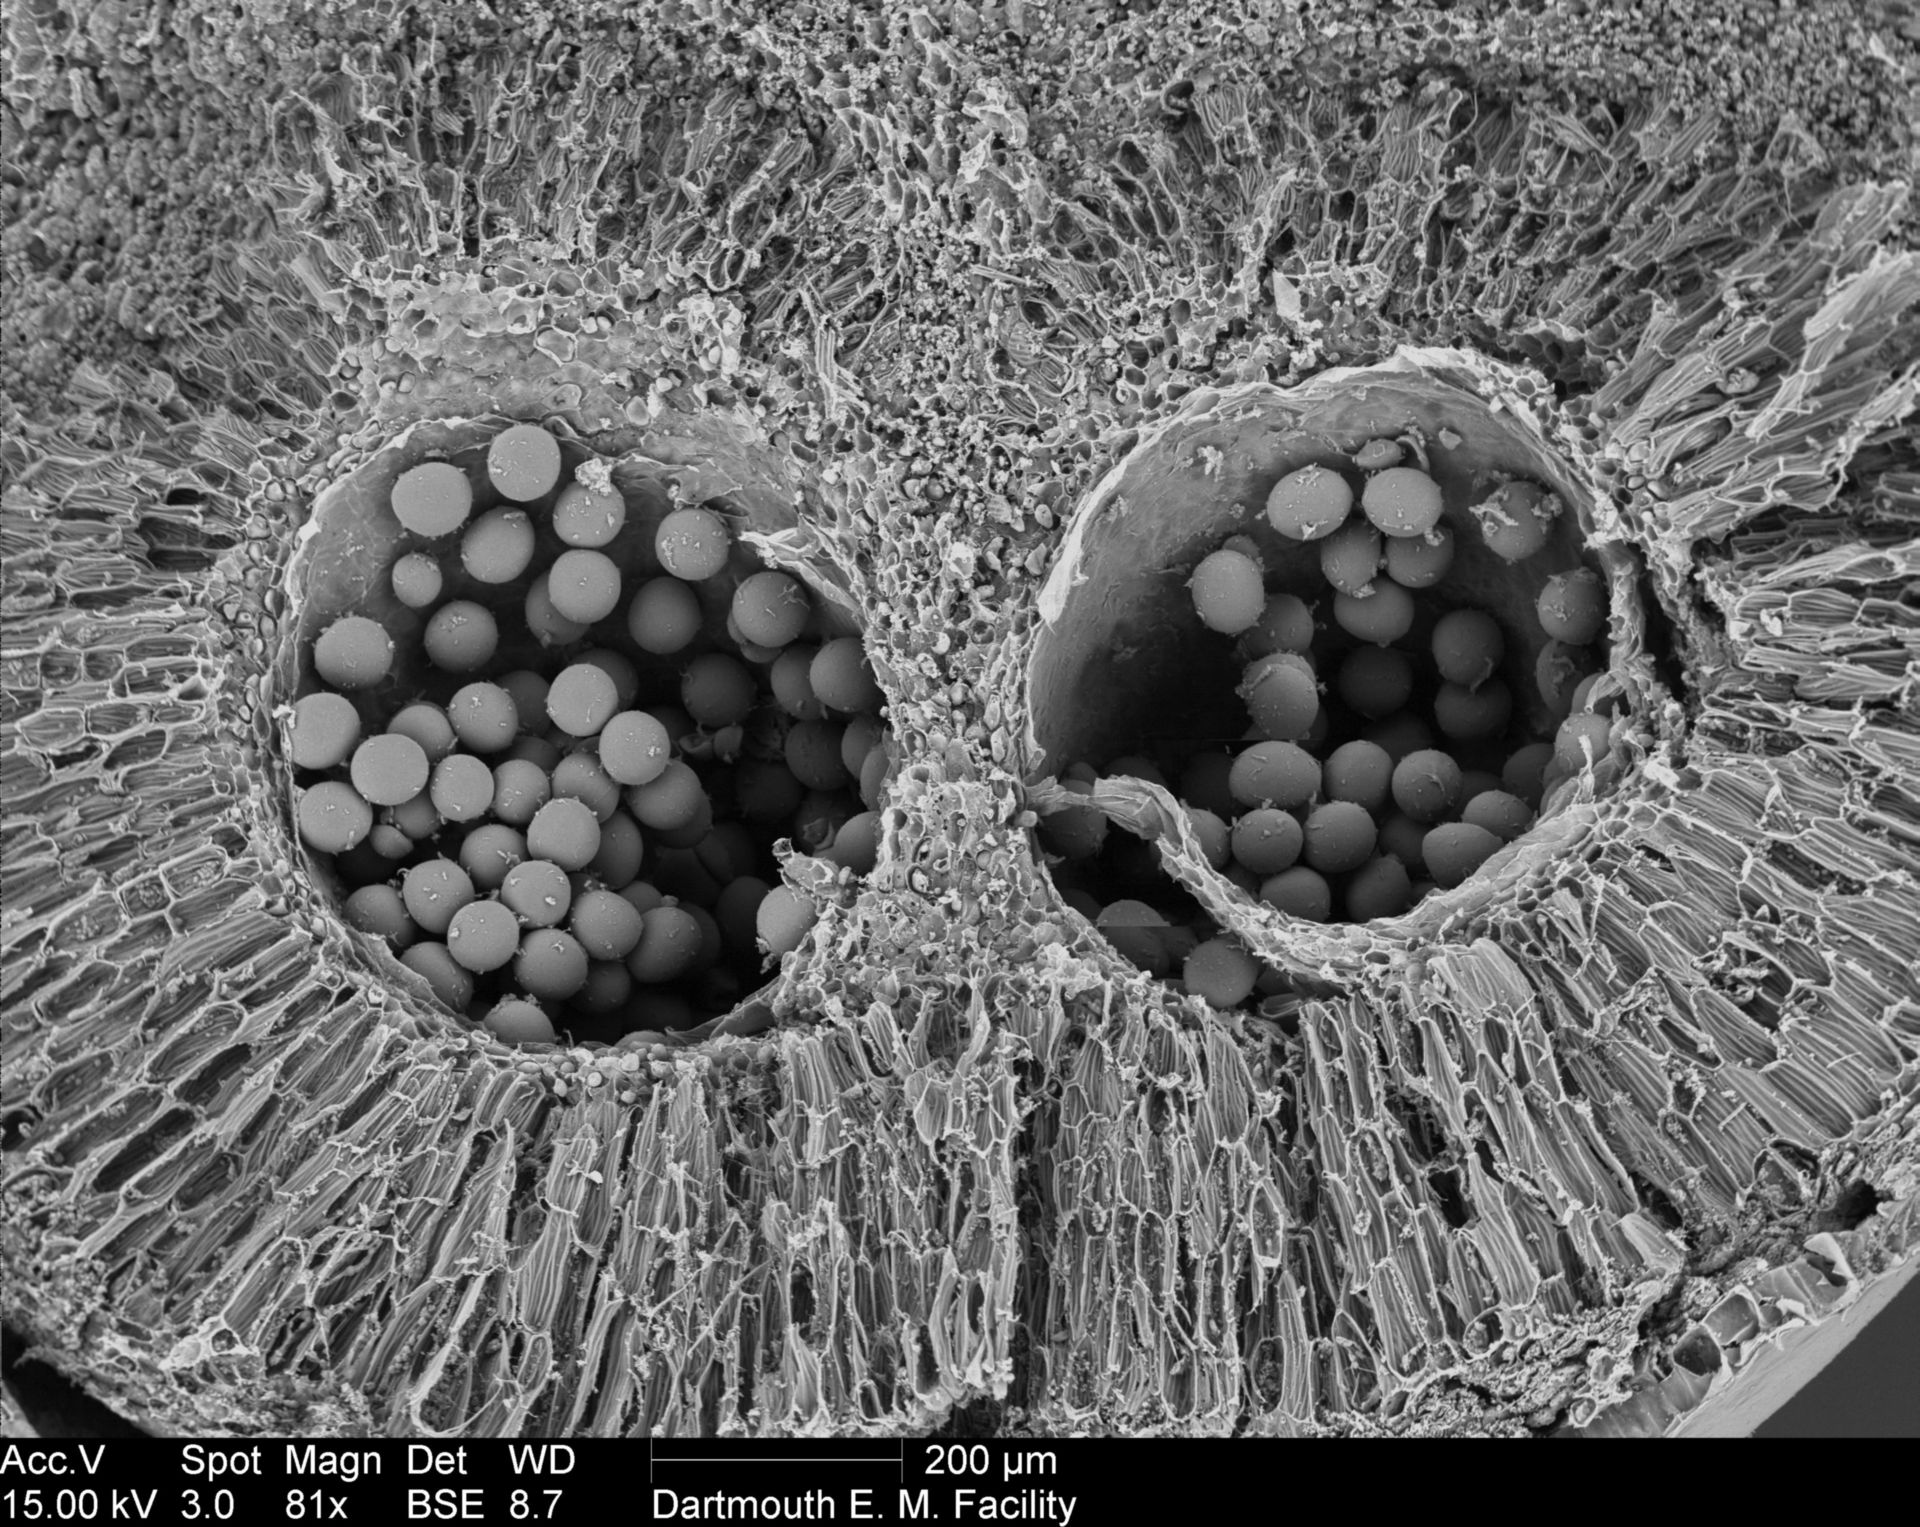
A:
2 0 1917 1451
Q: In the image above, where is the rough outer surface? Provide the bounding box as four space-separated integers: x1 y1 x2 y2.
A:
2 0 1918 1440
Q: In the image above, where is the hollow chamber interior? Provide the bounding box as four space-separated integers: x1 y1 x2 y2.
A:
1027 365 1644 998
278 416 882 1046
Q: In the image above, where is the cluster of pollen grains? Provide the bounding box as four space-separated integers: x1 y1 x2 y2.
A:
283 415 895 1050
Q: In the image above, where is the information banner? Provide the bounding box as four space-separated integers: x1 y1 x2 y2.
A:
0 1440 1137 1524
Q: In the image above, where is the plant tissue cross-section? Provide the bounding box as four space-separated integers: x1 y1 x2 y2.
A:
2 1 1916 1440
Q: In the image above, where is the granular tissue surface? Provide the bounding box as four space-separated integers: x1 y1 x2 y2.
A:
2 0 1917 1439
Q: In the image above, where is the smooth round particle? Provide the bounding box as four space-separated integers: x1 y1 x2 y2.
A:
1377 812 1428 870
490 758 551 827
1473 479 1559 562
1095 901 1171 976
1228 742 1320 811
1322 740 1394 816
547 663 620 738
1241 592 1316 659
1241 653 1319 742
402 943 474 1013
1260 866 1332 922
1353 438 1405 471
313 616 393 690
1183 938 1259 1008
385 703 454 763
500 859 573 927
1361 466 1444 536
811 638 886 716
507 734 562 772
1266 463 1353 541
551 751 621 822
344 885 416 948
714 877 771 957
422 601 499 673
386 792 441 842
1432 609 1505 689
785 721 850 791
1190 549 1265 634
1434 678 1513 743
526 798 602 871
598 711 671 787
458 825 526 891
1231 808 1303 876
1332 579 1415 645
628 577 703 655
289 692 361 771
391 461 473 538
857 743 891 811
655 507 731 581
390 552 444 610
1537 641 1595 720
497 670 551 728
349 733 430 808
590 811 646 889
1187 807 1231 870
728 618 783 664
825 812 879 875
460 507 537 584
1319 518 1383 596
1303 801 1378 875
547 548 623 624
487 423 563 503
553 480 627 547
1555 712 1613 772
446 900 521 973
369 823 411 861
682 653 757 730
1424 822 1504 889
629 904 705 982
516 929 590 1001
1537 567 1607 644
368 825 417 869
297 781 372 853
770 645 826 720
1391 749 1463 824
731 570 811 648
430 753 494 823
681 902 725 972
1570 672 1626 717
448 681 519 754
1462 790 1534 842
401 858 476 937
1502 743 1555 808
1383 525 1455 589
755 887 816 960
570 889 646 961
626 760 707 832
483 997 556 1045
525 573 591 649
570 961 633 1017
